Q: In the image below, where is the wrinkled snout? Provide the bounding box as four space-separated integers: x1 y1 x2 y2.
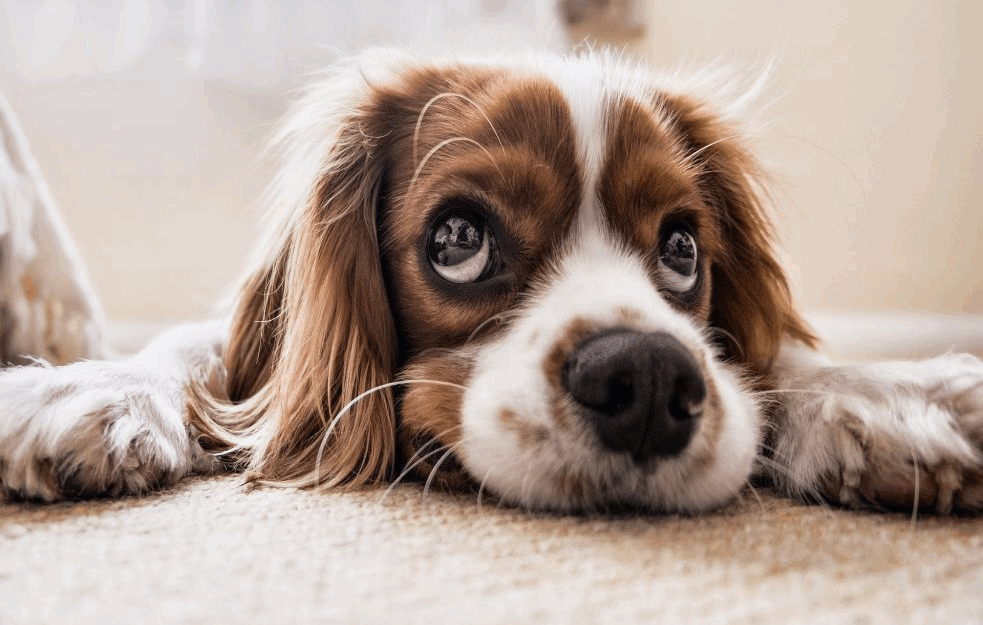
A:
562 330 706 461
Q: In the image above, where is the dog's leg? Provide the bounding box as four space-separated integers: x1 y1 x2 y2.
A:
0 321 225 501
763 341 983 513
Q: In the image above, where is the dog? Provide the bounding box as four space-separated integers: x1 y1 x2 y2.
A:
1 50 981 513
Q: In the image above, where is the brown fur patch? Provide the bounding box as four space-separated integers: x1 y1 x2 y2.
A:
599 97 718 320
542 317 600 391
380 73 583 354
397 348 477 491
542 317 601 431
499 408 549 447
686 365 724 471
615 306 643 326
21 275 38 301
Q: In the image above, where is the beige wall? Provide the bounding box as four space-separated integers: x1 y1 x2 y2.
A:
3 76 275 321
628 0 982 314
2 1 980 321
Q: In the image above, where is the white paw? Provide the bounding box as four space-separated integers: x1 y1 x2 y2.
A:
0 360 212 501
770 353 983 513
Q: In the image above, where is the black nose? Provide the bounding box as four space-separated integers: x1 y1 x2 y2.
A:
562 330 706 462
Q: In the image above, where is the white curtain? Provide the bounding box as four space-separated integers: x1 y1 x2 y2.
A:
1 0 566 88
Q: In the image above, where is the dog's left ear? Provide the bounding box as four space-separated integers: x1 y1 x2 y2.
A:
667 95 816 375
189 62 404 489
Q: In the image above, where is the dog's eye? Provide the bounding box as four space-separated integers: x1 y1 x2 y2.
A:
658 229 698 292
428 212 501 283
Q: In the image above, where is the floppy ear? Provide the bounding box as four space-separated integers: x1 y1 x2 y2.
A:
667 95 816 375
189 71 399 489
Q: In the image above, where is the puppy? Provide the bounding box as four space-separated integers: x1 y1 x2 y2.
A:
1 51 981 513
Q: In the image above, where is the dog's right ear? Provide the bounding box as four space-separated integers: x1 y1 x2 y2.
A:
189 57 406 489
663 93 817 376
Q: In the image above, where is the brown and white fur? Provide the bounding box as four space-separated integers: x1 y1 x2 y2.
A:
1 50 981 513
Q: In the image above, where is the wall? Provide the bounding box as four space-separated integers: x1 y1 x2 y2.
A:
628 0 982 314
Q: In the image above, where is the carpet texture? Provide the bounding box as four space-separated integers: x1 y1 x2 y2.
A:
2 476 981 624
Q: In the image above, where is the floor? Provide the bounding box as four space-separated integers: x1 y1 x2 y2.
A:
2 475 981 625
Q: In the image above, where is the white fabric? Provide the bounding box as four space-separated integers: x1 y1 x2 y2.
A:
0 92 104 364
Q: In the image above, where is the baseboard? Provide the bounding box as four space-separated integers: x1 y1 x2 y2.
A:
105 311 983 362
808 310 983 361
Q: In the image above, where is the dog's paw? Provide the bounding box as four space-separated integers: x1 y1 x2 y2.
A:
770 353 983 513
0 360 212 501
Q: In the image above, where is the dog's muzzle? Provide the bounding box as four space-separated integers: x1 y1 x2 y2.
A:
562 330 706 461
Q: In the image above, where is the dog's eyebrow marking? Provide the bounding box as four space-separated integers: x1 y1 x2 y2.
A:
408 136 504 195
413 92 505 166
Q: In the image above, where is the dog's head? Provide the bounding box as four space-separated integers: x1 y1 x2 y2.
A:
194 51 814 512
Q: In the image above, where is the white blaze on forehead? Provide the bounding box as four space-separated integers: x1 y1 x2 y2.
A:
537 59 609 230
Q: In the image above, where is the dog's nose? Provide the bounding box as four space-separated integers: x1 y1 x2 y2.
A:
562 330 706 461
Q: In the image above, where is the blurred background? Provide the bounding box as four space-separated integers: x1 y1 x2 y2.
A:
0 1 980 340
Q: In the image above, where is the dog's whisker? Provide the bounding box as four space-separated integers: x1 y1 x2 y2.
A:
408 136 503 195
745 479 766 512
755 445 834 513
314 379 466 487
475 467 496 509
705 326 744 359
399 423 464 466
379 424 464 502
754 388 838 398
762 132 871 209
413 92 505 166
421 440 469 502
910 450 921 529
381 443 456 503
754 452 828 503
518 466 535 515
681 134 742 169
466 310 519 344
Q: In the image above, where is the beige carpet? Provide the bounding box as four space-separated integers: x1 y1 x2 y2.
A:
1 475 981 625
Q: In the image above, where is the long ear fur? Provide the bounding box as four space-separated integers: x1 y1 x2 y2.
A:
666 94 816 375
188 57 403 489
